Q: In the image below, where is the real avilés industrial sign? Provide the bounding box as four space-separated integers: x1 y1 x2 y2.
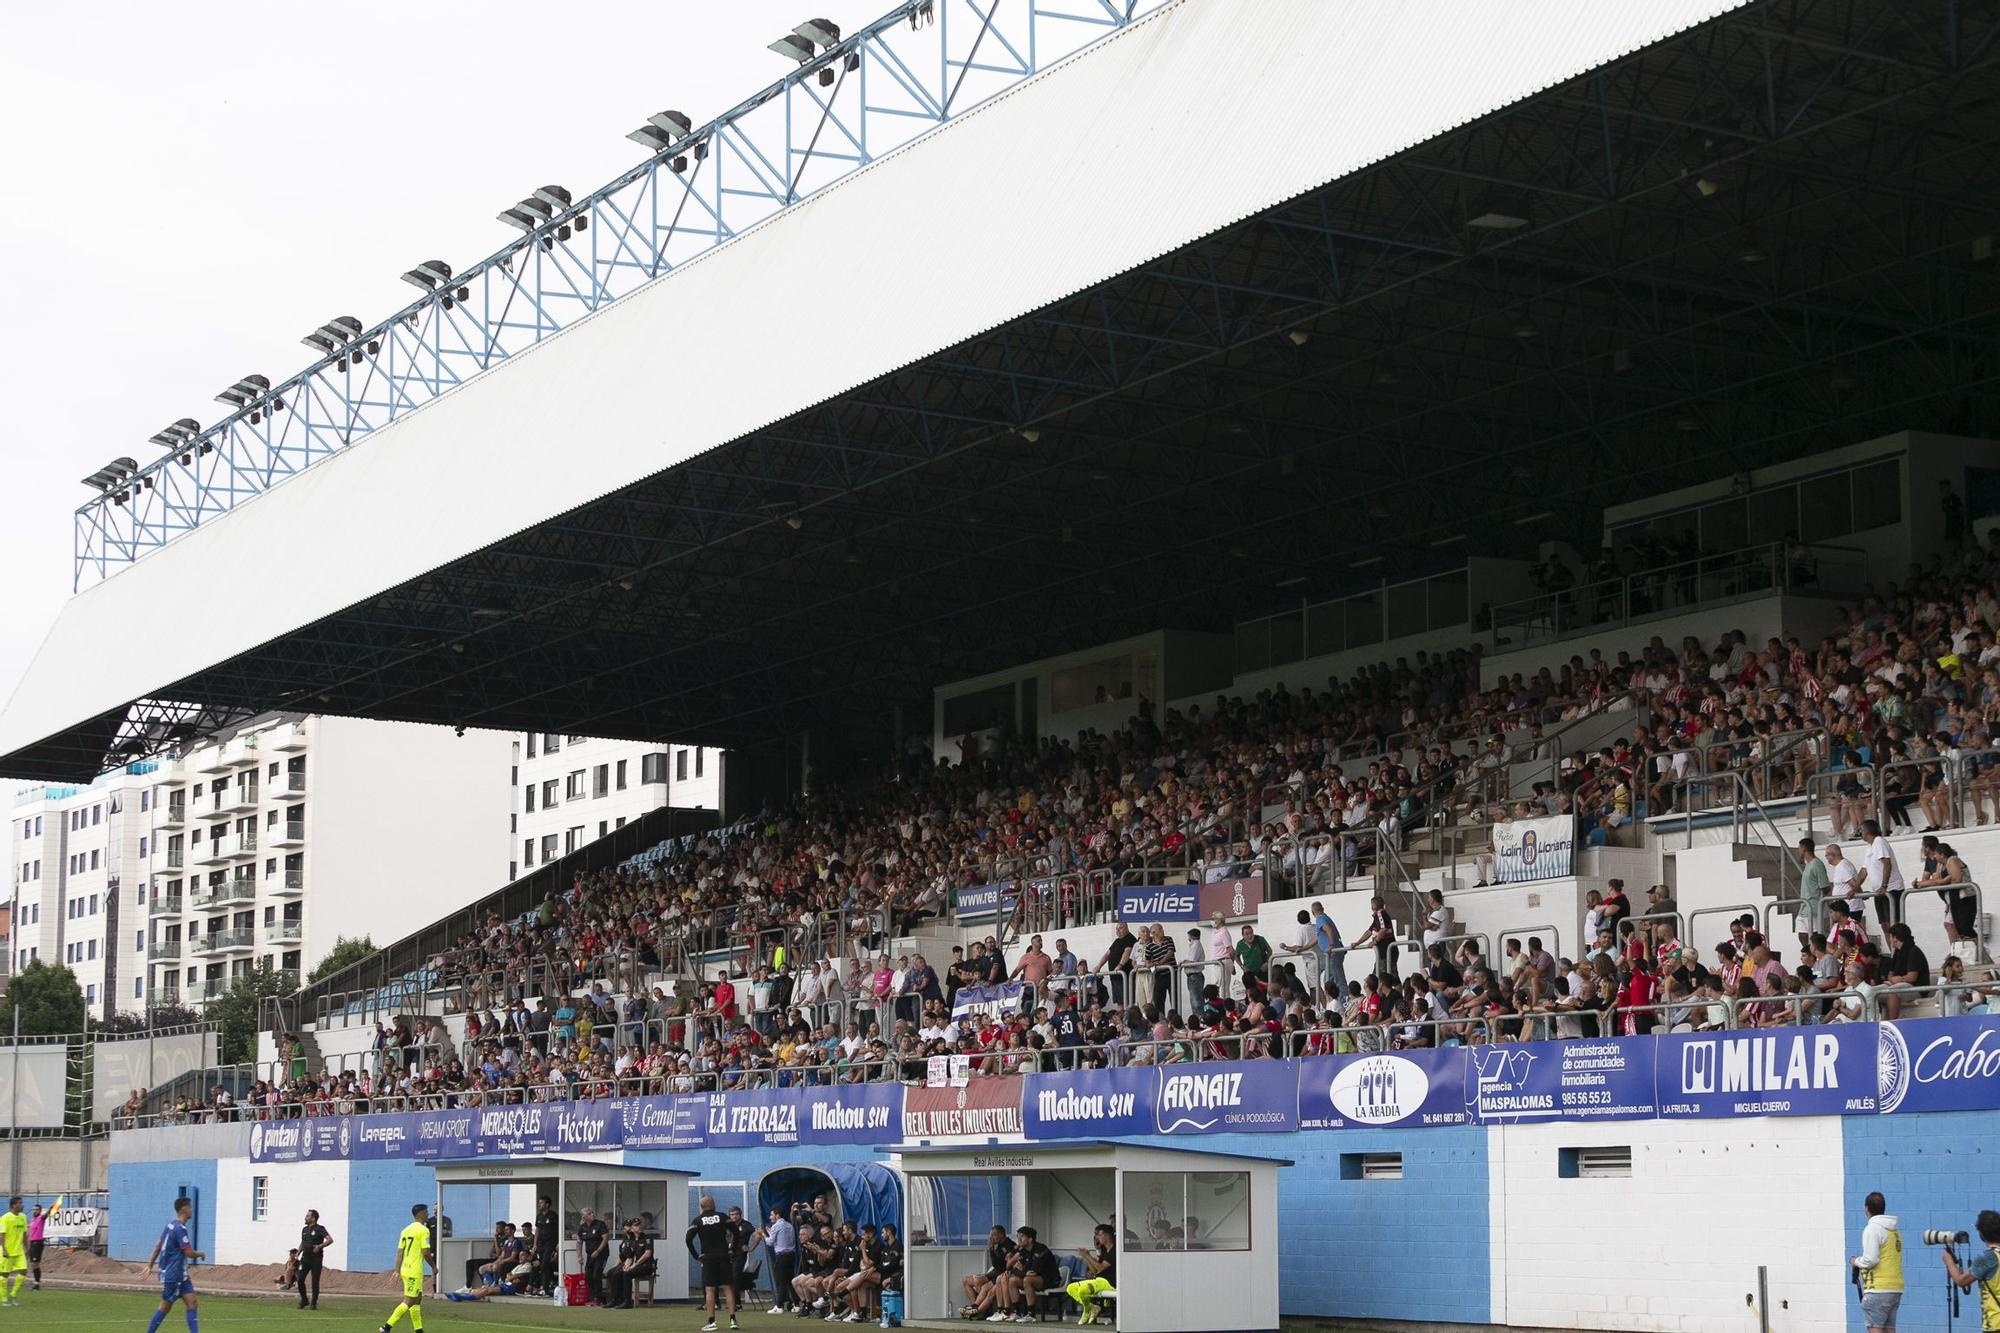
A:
244 1015 2000 1164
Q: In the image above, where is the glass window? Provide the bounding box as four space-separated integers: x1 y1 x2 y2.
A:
1747 484 1800 542
1850 458 1902 532
1267 611 1304 667
1385 581 1427 640
1122 1171 1249 1252
1799 470 1853 541
1699 499 1748 553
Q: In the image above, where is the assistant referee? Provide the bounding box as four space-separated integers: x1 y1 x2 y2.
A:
686 1195 742 1333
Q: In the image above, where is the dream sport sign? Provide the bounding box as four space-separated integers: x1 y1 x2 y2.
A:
1491 813 1574 884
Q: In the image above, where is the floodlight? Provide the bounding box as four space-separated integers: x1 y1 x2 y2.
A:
796 19 841 48
768 33 814 62
401 259 454 292
214 374 272 408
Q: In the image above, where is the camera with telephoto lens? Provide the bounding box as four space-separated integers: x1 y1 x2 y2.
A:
1924 1229 1971 1246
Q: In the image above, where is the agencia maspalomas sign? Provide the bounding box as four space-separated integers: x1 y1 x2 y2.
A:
1492 814 1574 884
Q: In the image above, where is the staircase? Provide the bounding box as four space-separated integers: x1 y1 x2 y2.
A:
1731 842 1797 902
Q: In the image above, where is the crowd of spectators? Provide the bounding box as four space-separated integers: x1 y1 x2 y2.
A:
118 529 2000 1124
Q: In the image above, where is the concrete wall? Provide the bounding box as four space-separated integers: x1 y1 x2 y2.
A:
3 1137 108 1193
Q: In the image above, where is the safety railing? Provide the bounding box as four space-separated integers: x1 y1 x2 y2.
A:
1496 923 1564 969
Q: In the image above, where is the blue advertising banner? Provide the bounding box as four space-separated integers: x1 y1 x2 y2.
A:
1469 1037 1657 1122
1024 1066 1155 1140
413 1108 475 1160
956 883 1002 922
1297 1048 1474 1131
799 1083 903 1145
1878 1015 2000 1115
1655 1024 1878 1118
620 1095 707 1150
466 1101 624 1156
349 1111 422 1161
1115 885 1200 922
248 1118 307 1164
702 1088 800 1149
1155 1061 1298 1134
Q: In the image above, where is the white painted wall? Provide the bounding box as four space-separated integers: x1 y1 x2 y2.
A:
1489 1115 1846 1333
216 1155 352 1268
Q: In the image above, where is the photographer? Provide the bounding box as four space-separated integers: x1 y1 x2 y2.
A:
1942 1209 2000 1332
1851 1192 1903 1333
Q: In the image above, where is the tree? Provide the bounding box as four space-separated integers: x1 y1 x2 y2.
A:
306 935 378 986
0 959 86 1036
208 963 298 1065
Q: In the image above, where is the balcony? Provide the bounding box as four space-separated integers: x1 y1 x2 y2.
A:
190 880 256 910
264 920 302 944
155 848 185 872
192 735 260 775
221 782 260 813
149 894 183 918
269 819 306 848
273 968 301 990
189 928 254 957
199 792 233 822
147 939 182 962
157 800 186 829
269 723 308 753
271 770 307 798
153 986 182 1008
267 869 305 897
195 978 230 1002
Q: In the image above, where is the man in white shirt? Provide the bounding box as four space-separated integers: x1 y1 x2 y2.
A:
794 962 823 1023
1859 820 1906 935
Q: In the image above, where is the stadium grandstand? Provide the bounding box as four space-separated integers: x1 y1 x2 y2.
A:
9 1 2000 1330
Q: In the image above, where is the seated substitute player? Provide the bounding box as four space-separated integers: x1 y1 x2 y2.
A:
143 1196 205 1333
379 1203 434 1333
959 1225 1015 1319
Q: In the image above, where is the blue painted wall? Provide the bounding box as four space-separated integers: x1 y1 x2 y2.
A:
1840 1110 2000 1333
1119 1129 1489 1324
109 1159 216 1262
347 1159 435 1269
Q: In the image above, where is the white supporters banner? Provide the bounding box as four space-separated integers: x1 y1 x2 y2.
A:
1492 814 1575 884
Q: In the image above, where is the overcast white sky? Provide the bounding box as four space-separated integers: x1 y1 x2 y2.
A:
0 0 889 757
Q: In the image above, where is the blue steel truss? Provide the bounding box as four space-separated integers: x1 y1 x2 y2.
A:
72 0 1163 589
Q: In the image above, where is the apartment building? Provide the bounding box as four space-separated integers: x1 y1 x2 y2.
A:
511 734 721 880
9 715 512 1020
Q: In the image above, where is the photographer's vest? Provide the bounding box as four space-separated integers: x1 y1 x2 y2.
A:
1980 1243 2000 1332
1862 1225 1903 1293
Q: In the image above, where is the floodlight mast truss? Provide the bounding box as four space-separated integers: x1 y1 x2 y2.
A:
71 0 1162 589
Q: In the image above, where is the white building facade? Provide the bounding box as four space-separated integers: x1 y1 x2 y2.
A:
511 734 721 880
9 714 513 1020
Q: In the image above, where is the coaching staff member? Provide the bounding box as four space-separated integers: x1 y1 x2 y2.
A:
687 1194 742 1332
